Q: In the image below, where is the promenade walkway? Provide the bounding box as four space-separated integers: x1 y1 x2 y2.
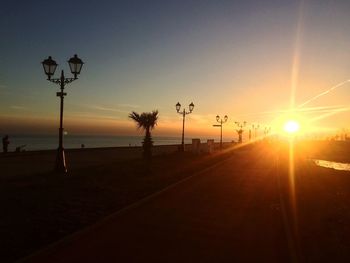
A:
21 147 294 262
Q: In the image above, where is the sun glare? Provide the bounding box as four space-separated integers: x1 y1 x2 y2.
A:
284 120 300 134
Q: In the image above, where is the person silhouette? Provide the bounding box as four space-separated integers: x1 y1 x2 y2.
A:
2 135 10 153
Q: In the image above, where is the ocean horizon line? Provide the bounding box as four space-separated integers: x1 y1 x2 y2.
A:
4 134 234 152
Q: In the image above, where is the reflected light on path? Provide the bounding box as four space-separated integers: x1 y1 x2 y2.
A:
288 139 297 216
287 137 301 262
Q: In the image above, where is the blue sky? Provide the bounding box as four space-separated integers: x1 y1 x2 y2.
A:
1 0 350 137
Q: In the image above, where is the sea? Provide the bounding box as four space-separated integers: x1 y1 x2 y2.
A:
6 134 226 151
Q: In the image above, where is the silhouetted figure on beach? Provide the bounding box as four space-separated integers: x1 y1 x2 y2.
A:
2 135 9 153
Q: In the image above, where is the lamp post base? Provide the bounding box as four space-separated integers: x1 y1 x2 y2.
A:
55 147 67 173
179 144 185 152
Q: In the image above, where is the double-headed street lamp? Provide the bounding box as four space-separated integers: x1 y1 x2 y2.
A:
176 102 194 152
41 54 84 173
264 126 271 137
252 124 260 139
213 115 228 149
235 121 246 143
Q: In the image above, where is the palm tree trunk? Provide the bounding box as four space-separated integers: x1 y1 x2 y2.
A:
143 127 152 159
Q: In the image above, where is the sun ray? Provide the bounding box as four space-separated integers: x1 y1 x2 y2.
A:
285 2 306 256
290 0 305 110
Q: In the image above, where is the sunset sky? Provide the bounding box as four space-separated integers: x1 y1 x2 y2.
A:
1 0 350 138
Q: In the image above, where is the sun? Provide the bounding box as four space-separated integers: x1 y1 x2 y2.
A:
284 120 300 134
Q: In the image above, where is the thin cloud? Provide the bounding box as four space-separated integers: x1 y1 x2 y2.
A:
90 105 129 114
297 79 350 108
69 111 122 120
188 113 217 125
117 103 140 108
10 105 27 110
161 113 215 125
236 105 348 118
310 107 350 122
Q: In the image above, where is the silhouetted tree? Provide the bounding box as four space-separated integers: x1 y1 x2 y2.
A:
129 110 159 159
236 129 243 143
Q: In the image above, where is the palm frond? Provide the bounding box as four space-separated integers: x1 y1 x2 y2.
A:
129 111 142 130
129 110 159 131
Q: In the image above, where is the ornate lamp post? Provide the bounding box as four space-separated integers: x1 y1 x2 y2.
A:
176 102 194 152
264 126 271 137
235 121 246 143
41 54 84 173
253 124 260 139
213 115 228 149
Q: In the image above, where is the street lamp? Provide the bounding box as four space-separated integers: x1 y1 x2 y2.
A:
252 124 260 139
213 115 228 149
235 121 246 143
41 54 84 173
176 102 194 152
264 126 271 137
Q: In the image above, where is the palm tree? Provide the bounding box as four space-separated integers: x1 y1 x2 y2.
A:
129 110 159 159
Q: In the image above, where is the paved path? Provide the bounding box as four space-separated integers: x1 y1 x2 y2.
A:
22 147 293 263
